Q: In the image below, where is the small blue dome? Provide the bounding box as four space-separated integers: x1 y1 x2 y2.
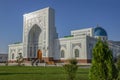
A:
94 27 107 36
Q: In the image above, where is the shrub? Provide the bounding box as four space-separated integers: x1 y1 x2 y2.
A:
63 59 78 80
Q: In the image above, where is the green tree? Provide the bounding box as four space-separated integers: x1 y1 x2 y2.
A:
89 39 118 80
116 55 120 70
63 59 78 80
116 55 120 79
16 53 24 66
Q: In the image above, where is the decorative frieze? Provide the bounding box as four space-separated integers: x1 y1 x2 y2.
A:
72 43 81 49
60 44 67 49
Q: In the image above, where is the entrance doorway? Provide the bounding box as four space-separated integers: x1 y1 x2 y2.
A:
37 49 42 61
28 25 41 59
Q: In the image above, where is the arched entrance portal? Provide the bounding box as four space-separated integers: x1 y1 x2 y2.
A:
37 49 42 61
28 24 42 58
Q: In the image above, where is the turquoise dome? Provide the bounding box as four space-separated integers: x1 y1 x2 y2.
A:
94 27 107 36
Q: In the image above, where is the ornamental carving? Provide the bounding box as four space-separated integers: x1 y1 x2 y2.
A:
60 44 67 49
72 43 81 49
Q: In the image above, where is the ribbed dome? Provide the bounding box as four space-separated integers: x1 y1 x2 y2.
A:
94 27 107 36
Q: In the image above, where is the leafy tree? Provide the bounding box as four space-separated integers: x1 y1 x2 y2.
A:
116 55 120 79
89 39 118 80
63 59 78 80
16 53 24 66
116 55 120 70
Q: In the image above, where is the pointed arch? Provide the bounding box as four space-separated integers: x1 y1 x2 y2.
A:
74 49 79 58
28 24 42 58
12 53 14 59
73 45 80 58
61 50 65 58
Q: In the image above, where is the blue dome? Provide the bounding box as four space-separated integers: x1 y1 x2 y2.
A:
94 27 107 36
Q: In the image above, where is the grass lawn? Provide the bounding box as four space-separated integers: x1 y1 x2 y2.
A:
0 66 89 80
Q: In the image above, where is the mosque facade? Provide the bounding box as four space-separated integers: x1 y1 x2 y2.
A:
8 7 120 64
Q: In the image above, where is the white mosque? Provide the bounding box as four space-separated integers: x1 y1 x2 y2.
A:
8 7 120 64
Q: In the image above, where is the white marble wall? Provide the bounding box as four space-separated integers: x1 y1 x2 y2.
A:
54 35 88 60
23 7 57 59
108 42 120 58
71 28 94 37
86 36 97 59
8 43 23 61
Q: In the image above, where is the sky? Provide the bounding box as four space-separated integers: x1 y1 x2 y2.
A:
0 0 120 53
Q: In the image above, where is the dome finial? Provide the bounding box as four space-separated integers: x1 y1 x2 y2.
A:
97 24 100 27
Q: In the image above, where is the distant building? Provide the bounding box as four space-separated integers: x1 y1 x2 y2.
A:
8 7 120 64
0 54 8 63
108 41 120 59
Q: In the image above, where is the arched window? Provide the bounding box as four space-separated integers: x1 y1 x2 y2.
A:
61 50 65 58
30 47 32 57
75 49 79 58
12 53 14 59
34 47 36 57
